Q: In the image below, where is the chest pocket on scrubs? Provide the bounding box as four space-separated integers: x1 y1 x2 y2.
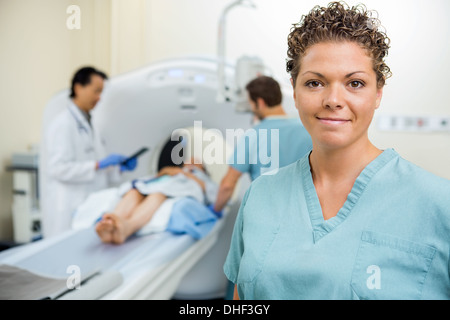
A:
350 231 436 300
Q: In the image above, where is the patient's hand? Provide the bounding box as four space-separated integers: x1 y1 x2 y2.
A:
183 163 205 172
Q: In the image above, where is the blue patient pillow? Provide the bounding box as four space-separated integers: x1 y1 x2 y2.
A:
166 198 218 240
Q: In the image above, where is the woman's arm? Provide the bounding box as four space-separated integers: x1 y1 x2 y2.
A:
233 285 240 300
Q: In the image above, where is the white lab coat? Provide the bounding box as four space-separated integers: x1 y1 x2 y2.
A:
41 101 120 239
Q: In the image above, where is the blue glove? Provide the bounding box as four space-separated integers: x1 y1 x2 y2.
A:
98 154 127 169
207 204 223 219
120 157 138 172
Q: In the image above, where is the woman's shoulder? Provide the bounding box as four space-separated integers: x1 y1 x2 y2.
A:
395 154 450 186
251 158 303 191
386 151 450 201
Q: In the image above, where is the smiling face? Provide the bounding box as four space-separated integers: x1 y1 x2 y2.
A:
292 41 383 151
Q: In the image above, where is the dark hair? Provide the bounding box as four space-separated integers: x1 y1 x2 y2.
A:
286 1 392 88
70 66 108 98
245 76 282 107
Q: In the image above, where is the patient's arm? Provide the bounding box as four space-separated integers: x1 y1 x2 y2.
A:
181 170 206 192
214 166 242 212
156 166 184 177
157 166 206 192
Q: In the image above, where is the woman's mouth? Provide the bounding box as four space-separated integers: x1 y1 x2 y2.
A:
317 117 351 125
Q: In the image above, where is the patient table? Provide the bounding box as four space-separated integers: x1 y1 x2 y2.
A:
0 216 226 300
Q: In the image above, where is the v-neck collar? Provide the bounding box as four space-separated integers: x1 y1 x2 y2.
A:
300 148 398 243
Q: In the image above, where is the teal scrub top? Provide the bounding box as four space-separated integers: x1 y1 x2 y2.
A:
224 149 450 300
229 117 312 181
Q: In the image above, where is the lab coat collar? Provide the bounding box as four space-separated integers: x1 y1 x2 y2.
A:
68 101 93 135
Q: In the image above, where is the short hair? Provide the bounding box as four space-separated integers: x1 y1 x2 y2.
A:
286 1 392 88
70 66 108 98
245 76 282 107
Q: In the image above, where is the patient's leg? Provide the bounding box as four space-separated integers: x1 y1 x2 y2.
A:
95 189 145 243
113 188 146 219
95 218 115 243
108 192 167 244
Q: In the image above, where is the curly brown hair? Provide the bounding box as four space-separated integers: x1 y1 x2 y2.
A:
286 1 392 88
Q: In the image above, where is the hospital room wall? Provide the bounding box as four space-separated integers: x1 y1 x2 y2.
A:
0 0 112 240
1 0 449 241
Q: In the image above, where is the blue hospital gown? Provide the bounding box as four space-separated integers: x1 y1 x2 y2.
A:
223 149 450 300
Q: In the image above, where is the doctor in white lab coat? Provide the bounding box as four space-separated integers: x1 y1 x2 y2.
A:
41 67 137 239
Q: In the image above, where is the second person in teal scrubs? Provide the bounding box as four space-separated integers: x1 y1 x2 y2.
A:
224 1 450 300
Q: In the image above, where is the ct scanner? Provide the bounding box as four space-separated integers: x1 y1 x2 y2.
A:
0 55 296 300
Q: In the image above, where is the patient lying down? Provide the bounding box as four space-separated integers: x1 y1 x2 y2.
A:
95 163 220 244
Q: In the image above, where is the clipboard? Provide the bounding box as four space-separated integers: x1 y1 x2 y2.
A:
121 147 149 165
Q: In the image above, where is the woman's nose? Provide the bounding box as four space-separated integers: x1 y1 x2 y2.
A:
323 84 344 110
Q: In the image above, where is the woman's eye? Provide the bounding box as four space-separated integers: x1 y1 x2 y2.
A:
349 81 364 88
306 81 322 88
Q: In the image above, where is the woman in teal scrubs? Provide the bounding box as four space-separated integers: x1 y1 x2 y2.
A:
224 1 450 300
